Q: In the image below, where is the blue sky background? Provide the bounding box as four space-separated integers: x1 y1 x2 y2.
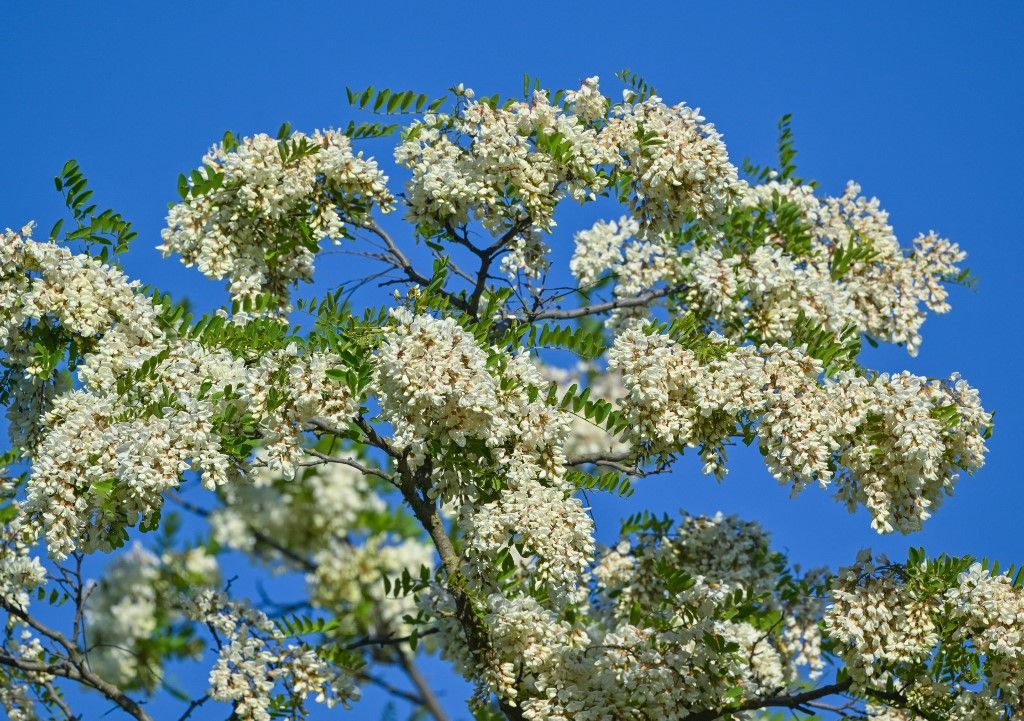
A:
2 2 1023 719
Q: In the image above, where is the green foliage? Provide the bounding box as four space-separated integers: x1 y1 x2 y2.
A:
522 322 606 360
776 113 800 182
566 468 634 498
543 380 631 438
277 128 322 164
345 85 446 115
175 163 224 200
741 113 816 188
829 237 879 281
52 160 138 262
382 563 432 600
274 613 342 638
615 68 657 103
787 312 863 375
0 456 23 523
619 510 674 537
342 120 400 139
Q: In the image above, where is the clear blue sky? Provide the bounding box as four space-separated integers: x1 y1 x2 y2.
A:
3 2 1023 719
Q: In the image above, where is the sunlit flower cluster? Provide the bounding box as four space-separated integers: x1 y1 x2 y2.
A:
187 589 359 721
395 81 615 237
160 130 394 305
610 328 990 532
22 320 356 558
683 180 969 355
825 552 1024 716
0 225 162 452
570 216 678 317
435 513 825 720
373 307 500 462
598 97 740 234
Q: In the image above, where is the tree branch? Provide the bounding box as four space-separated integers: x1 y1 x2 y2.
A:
393 457 525 721
396 651 452 721
525 285 679 321
359 219 473 313
0 600 155 721
688 679 853 720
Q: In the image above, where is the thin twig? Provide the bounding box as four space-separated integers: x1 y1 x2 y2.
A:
524 285 679 321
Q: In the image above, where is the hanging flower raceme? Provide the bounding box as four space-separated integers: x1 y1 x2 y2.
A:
160 130 394 307
609 327 991 532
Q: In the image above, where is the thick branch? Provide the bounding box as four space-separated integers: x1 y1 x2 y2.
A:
303 447 393 483
344 628 439 651
566 450 635 466
393 458 525 721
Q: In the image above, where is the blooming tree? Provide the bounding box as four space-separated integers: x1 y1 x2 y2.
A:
0 72 1015 721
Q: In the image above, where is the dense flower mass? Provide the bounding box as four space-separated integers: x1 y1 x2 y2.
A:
680 180 970 354
824 551 1024 718
609 327 990 532
373 307 500 459
394 82 615 236
1 228 359 558
187 589 360 720
598 97 740 235
426 512 828 720
0 74 1007 721
160 130 394 306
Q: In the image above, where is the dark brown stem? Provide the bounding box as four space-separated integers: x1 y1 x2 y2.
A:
392 457 525 721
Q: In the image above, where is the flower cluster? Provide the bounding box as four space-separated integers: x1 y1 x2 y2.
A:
212 456 435 641
22 320 356 558
595 513 827 682
0 631 50 721
0 540 46 612
570 215 678 322
824 552 939 676
564 76 608 123
825 552 1024 717
598 97 740 234
431 512 825 720
683 180 969 355
609 328 990 532
85 545 162 688
160 130 393 306
84 543 218 690
0 225 162 452
187 589 359 721
395 81 614 237
0 75 1008 721
373 308 500 462
374 311 594 595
